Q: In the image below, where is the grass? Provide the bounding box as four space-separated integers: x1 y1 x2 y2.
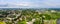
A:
0 21 6 24
44 19 57 24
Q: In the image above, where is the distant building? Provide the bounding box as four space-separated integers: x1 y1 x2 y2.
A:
51 10 56 13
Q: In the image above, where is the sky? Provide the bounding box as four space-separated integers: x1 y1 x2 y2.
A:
0 0 60 8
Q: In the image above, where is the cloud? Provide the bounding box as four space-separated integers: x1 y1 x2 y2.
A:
10 2 40 8
0 0 60 8
38 0 60 8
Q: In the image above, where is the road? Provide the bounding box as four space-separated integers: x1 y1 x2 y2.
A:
57 19 60 24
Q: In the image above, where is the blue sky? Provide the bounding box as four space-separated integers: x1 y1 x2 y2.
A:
0 0 60 8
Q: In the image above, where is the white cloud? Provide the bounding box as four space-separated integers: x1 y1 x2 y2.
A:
16 3 30 6
38 0 60 8
0 0 60 8
12 2 40 8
